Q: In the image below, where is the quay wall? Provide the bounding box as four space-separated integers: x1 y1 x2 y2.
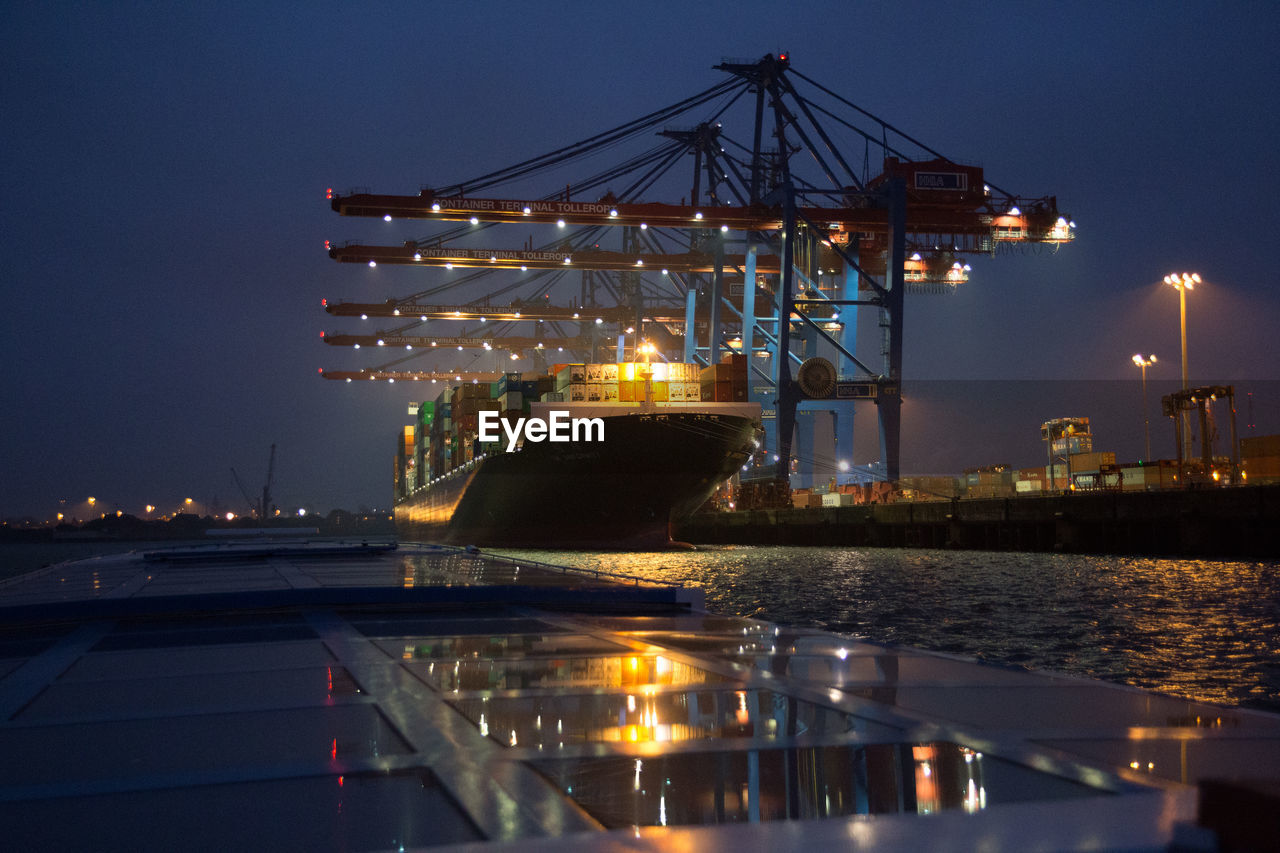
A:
674 484 1280 558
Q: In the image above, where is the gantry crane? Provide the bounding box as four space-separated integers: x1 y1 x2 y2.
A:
321 54 1073 487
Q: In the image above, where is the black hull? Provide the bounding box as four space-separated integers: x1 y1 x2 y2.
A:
395 411 757 548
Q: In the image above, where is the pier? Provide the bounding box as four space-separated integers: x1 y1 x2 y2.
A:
676 484 1280 558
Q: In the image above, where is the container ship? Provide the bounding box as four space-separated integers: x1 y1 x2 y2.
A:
393 355 761 547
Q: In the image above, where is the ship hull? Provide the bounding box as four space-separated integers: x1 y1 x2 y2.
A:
395 411 758 548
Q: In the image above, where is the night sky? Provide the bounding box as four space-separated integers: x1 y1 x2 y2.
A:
3 2 1277 520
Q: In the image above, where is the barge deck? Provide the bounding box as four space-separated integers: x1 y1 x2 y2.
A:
0 539 1276 850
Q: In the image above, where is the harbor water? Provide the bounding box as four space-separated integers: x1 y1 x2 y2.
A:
489 545 1280 713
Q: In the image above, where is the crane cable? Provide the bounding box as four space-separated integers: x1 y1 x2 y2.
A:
437 78 745 195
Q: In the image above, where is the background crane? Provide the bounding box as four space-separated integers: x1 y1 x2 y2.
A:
230 443 276 521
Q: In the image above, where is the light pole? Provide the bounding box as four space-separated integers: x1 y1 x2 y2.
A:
1132 354 1156 462
1163 272 1199 389
1163 272 1200 466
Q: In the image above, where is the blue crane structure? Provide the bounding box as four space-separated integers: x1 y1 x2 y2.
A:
320 55 1074 495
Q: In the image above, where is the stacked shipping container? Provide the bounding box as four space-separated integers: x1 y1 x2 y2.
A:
1242 433 1280 483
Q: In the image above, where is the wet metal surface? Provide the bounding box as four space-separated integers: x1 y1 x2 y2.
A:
0 541 1273 850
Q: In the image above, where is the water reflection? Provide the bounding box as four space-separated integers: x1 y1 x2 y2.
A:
533 742 1098 829
411 654 722 693
490 546 1280 710
395 552 614 588
448 687 899 747
381 633 627 661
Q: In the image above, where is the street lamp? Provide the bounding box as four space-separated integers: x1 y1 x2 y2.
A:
1162 272 1199 390
1132 354 1157 461
1163 272 1200 466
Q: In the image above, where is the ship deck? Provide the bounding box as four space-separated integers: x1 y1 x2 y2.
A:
1 539 1276 851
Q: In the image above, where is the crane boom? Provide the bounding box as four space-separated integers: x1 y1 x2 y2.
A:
230 467 256 515
321 300 638 323
262 444 276 521
321 333 584 349
321 370 502 382
329 192 1063 239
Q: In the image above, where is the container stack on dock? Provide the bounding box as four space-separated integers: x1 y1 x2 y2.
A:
393 356 751 502
1242 433 1280 483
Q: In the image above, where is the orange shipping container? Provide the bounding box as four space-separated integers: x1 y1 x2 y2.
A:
1242 434 1280 458
1245 455 1280 479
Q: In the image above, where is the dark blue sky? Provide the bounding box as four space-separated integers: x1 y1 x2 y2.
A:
3 2 1277 519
